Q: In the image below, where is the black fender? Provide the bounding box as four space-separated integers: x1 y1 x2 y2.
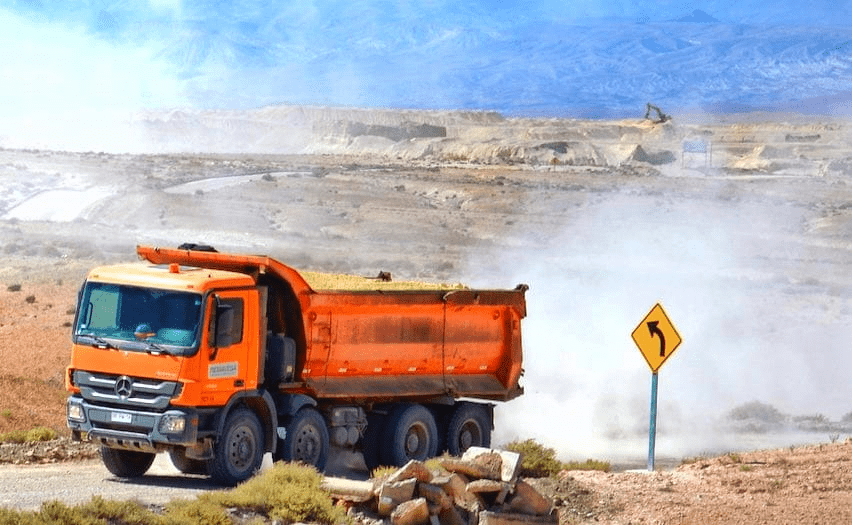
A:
275 392 318 420
215 390 279 454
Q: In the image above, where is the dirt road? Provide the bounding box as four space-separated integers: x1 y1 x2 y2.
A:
0 456 212 511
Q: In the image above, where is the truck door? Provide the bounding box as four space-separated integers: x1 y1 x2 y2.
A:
201 289 258 406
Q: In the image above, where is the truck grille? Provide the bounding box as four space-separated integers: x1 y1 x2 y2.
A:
74 371 181 411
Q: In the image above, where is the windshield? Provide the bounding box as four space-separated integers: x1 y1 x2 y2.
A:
75 282 203 354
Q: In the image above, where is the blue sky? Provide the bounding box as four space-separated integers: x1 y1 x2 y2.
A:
2 0 852 125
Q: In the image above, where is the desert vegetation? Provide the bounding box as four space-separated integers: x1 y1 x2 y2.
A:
0 462 347 525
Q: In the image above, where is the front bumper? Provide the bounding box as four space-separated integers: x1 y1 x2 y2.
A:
67 394 199 452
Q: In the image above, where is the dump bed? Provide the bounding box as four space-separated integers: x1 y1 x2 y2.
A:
138 245 526 403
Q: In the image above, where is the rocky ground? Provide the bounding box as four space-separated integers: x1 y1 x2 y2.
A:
2 436 852 524
3 108 852 522
0 437 98 465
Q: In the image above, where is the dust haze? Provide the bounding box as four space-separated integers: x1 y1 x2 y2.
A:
3 107 852 464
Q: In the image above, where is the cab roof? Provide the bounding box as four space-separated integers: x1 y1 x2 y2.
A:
86 262 256 292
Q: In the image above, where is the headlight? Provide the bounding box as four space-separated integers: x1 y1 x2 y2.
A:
159 414 186 434
67 402 85 423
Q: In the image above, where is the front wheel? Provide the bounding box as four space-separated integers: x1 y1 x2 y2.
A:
211 407 264 486
100 446 155 478
276 407 329 471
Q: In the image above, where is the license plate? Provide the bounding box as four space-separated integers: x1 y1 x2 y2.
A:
111 412 132 424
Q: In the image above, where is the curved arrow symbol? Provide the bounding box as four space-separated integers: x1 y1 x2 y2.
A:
647 320 666 357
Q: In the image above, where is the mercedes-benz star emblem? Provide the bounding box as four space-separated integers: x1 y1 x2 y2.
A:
115 376 133 399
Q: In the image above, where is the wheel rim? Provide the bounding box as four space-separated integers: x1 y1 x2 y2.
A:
227 424 257 472
294 424 321 463
405 422 429 459
458 420 482 450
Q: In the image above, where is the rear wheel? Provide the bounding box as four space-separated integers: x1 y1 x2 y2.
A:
381 404 438 467
446 403 491 456
211 407 264 486
276 407 329 471
100 446 155 478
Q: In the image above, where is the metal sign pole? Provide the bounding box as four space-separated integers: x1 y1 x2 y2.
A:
632 303 681 473
648 371 658 471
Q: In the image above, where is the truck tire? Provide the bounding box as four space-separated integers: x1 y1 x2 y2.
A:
100 446 155 478
168 449 212 476
446 403 491 456
277 407 329 471
211 407 264 486
381 404 438 466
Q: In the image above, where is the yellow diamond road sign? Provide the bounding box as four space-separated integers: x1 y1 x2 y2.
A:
632 303 682 372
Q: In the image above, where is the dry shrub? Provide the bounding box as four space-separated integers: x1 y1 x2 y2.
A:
164 499 230 525
0 426 58 443
505 438 565 477
3 497 160 525
204 462 349 524
81 496 161 525
728 401 786 424
0 464 344 524
506 438 610 477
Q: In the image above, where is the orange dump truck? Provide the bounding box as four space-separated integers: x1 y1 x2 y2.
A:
66 244 527 484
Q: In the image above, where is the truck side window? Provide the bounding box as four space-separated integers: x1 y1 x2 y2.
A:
220 298 244 346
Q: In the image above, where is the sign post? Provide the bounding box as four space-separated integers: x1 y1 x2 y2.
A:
648 371 658 471
631 303 682 471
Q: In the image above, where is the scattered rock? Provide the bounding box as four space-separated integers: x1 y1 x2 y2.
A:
336 451 555 525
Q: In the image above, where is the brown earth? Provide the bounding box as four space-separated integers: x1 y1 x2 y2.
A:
3 109 852 522
0 279 80 435
531 440 852 524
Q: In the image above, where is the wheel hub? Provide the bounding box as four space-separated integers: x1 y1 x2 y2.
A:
295 426 320 462
406 433 421 454
229 426 256 470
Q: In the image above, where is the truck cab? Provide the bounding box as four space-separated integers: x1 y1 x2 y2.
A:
66 261 276 485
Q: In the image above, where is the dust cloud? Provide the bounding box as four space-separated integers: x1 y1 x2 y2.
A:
469 174 852 462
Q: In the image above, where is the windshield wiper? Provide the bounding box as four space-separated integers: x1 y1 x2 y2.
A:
79 334 119 350
144 341 172 356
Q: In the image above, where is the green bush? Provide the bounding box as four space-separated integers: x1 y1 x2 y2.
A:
0 464 348 524
164 500 230 525
0 427 58 444
505 438 610 476
562 459 611 472
728 401 786 423
205 462 348 524
79 496 160 525
504 438 565 477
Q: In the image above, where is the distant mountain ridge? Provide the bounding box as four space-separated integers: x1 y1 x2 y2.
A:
673 9 721 23
167 13 852 118
7 3 852 117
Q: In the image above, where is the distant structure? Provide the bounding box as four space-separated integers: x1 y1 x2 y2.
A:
644 103 671 124
682 139 711 168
